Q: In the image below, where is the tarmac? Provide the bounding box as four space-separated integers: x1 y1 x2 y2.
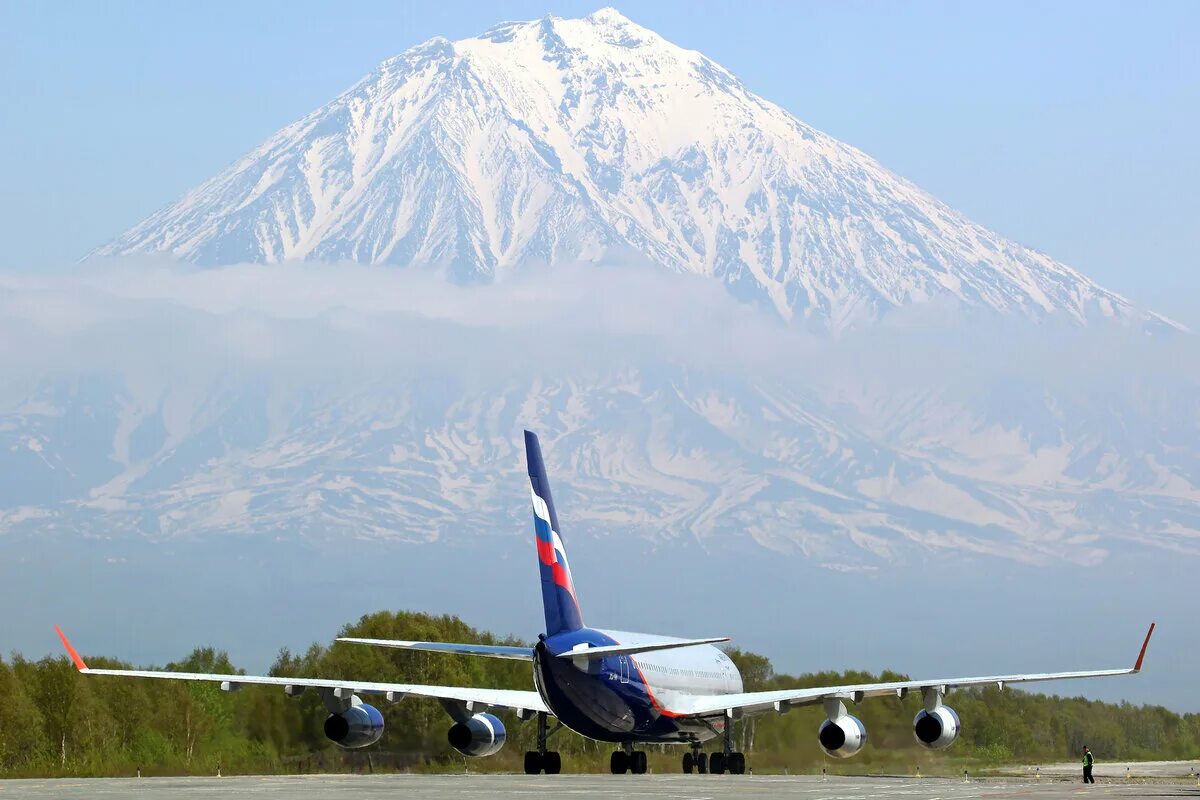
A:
1 774 1197 799
1012 760 1200 779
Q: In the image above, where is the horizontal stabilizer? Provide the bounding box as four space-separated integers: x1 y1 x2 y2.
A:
556 637 730 660
336 638 533 661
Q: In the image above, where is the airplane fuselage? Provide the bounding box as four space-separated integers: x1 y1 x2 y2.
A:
534 627 743 743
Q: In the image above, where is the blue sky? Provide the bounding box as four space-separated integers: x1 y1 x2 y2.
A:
1 0 1197 324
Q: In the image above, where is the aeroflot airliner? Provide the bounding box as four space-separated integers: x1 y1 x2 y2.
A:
56 431 1155 776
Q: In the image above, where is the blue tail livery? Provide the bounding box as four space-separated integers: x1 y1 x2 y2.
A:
525 429 584 636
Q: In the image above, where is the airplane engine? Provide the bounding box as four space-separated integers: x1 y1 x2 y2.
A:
818 714 867 758
448 712 507 757
913 705 961 749
324 699 385 749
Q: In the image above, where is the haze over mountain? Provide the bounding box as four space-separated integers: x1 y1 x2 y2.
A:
2 259 1195 568
91 8 1165 334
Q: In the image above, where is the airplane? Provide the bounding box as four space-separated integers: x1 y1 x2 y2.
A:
55 430 1156 776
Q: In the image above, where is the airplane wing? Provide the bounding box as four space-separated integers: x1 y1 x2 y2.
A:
55 627 548 714
336 638 533 660
674 623 1155 718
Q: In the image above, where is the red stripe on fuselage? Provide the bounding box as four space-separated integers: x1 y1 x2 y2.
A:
623 652 685 719
641 673 684 717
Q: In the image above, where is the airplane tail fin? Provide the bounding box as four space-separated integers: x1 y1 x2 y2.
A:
525 430 584 637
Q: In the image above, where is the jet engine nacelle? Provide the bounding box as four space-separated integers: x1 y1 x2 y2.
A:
323 700 385 749
913 705 961 750
818 714 867 758
448 712 507 757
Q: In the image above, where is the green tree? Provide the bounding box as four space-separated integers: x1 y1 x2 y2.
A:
3 610 1197 777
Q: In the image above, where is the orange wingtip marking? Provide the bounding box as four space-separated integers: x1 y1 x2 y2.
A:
1133 622 1155 672
54 625 88 671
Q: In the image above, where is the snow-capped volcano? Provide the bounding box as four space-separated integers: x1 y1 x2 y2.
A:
92 8 1154 331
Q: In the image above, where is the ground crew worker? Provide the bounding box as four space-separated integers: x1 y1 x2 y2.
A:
1082 745 1095 784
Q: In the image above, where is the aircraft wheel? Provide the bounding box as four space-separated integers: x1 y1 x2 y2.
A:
682 751 694 774
543 751 561 774
710 752 726 774
729 752 746 774
524 751 542 774
610 751 628 774
695 752 708 774
632 751 648 774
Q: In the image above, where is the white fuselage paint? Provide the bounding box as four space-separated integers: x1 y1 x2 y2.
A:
596 629 744 707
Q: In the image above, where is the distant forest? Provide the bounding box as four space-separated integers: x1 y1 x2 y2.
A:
1 611 1195 777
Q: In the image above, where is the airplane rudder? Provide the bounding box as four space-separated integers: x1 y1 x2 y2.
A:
523 429 582 634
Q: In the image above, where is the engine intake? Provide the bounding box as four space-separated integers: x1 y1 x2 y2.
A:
323 701 385 749
913 705 961 750
818 714 867 758
448 712 507 757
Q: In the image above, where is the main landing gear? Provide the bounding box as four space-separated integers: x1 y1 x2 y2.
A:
682 715 748 775
610 716 751 776
524 712 562 774
708 750 746 775
611 743 648 774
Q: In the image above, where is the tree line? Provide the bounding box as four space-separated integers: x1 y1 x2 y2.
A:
0 611 1194 776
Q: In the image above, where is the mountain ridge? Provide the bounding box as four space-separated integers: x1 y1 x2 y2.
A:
90 8 1168 333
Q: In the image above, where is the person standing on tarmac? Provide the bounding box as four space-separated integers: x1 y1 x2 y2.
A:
1082 746 1095 784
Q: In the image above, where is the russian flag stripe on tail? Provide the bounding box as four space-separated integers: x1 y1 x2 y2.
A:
524 430 583 636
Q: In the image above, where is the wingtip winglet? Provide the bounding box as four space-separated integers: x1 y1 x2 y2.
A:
54 625 88 672
1133 622 1155 672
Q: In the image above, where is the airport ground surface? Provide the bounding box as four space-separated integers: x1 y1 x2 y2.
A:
2 774 1198 799
1008 760 1200 778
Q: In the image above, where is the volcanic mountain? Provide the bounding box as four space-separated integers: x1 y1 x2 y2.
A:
91 8 1156 332
12 7 1192 567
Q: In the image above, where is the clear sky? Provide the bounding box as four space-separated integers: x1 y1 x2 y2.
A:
1 0 1197 325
